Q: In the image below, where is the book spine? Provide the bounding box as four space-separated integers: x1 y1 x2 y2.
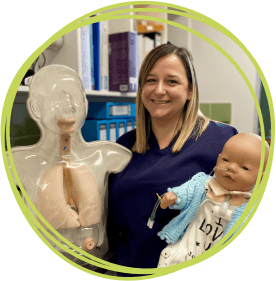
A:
80 25 92 90
100 21 109 91
144 36 154 58
154 33 162 47
89 24 95 90
128 32 137 92
138 34 145 74
93 22 100 90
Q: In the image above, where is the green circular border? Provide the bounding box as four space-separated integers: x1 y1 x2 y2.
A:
1 1 274 278
1 1 275 279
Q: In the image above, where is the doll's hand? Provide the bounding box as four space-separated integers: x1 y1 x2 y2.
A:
160 192 177 209
82 237 95 251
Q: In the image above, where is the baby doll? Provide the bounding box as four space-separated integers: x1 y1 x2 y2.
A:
156 133 269 267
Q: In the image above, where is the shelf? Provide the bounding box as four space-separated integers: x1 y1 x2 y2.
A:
86 90 136 103
136 23 164 34
18 85 29 93
15 86 137 103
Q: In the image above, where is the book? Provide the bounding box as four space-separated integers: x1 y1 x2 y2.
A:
144 35 154 58
80 25 92 90
92 20 109 91
109 32 137 92
154 33 162 47
89 24 95 90
137 33 145 77
92 22 100 90
101 21 109 91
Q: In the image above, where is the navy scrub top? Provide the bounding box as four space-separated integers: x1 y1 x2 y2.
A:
107 121 238 271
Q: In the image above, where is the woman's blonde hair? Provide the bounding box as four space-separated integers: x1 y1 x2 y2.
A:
132 43 209 154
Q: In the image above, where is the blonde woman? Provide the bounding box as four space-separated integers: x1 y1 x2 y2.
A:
107 43 238 273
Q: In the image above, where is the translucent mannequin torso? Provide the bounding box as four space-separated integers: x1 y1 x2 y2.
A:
8 65 132 268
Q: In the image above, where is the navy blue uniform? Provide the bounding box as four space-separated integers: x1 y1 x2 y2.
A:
107 121 238 272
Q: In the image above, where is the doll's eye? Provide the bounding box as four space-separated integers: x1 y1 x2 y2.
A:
222 158 229 162
242 166 249 171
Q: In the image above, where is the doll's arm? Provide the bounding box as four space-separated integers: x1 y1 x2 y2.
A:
165 172 208 211
160 192 177 209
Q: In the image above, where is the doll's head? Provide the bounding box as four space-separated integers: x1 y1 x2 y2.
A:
214 133 270 192
27 65 88 135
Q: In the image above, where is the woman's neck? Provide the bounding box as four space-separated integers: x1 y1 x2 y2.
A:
151 117 182 150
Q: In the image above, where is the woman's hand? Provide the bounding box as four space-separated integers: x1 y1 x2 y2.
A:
160 192 177 209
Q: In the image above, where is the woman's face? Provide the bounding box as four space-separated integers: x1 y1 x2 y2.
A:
142 54 192 124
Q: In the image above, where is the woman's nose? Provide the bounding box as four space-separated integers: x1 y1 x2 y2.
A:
155 81 166 95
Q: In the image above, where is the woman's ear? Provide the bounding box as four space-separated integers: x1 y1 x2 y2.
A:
187 89 193 100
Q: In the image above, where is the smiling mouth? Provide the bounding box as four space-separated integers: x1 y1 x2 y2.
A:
151 100 171 104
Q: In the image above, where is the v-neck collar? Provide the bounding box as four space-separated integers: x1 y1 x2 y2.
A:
148 129 181 152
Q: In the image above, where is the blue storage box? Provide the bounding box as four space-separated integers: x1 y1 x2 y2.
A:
87 102 136 119
81 119 108 142
82 118 136 142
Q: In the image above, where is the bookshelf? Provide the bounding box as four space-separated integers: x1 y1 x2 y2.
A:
17 5 168 100
12 5 168 146
16 86 136 103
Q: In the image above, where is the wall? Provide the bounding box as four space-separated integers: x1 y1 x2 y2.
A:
168 14 260 133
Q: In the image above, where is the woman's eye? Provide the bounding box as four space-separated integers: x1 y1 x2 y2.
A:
222 158 229 162
242 166 249 171
168 80 177 84
146 79 155 83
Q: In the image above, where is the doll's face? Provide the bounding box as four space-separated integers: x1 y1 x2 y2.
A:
215 135 262 192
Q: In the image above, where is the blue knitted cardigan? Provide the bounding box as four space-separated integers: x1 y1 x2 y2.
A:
158 172 248 244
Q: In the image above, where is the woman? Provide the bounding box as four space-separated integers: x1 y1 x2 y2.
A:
107 43 238 271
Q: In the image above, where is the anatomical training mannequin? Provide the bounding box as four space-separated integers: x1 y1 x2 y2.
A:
8 65 132 269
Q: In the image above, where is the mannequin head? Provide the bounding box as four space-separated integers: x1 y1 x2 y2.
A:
215 133 270 192
27 65 88 135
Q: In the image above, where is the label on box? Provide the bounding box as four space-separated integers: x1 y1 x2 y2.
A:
120 84 128 92
110 105 131 116
119 122 125 137
127 121 133 132
109 123 116 142
99 124 107 140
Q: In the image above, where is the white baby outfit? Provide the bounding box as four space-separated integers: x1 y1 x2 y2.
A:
158 176 243 267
